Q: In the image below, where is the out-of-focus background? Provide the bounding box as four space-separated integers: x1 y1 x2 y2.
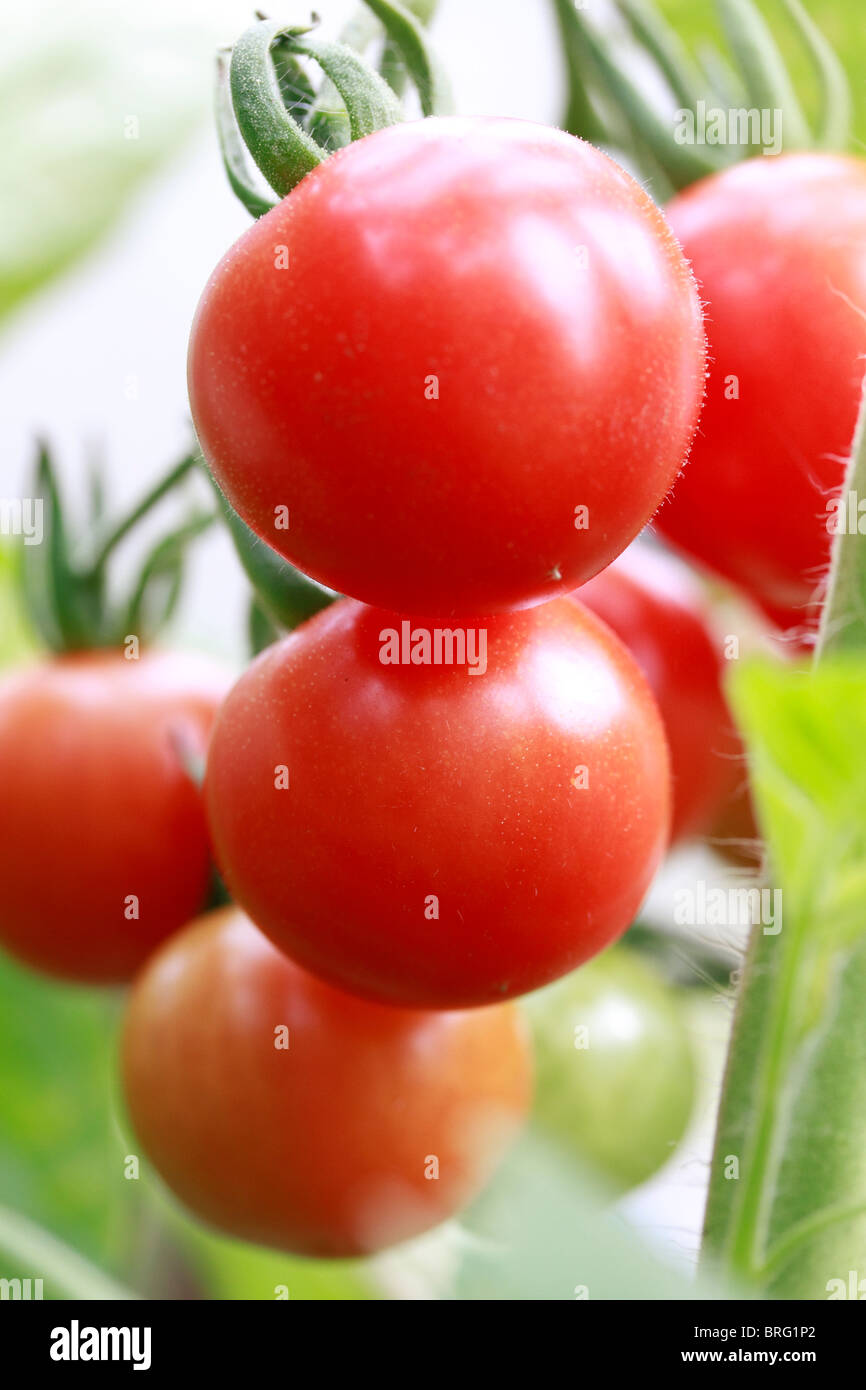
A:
0 0 861 1300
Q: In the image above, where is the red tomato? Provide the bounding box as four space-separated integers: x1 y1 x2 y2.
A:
122 908 532 1258
577 547 745 843
204 597 670 1009
189 117 706 617
0 650 227 983
657 154 866 638
709 777 762 869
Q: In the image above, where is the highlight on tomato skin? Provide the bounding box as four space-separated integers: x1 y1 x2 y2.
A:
0 649 229 984
122 908 533 1260
656 153 866 641
203 595 672 1011
189 115 707 618
577 546 748 847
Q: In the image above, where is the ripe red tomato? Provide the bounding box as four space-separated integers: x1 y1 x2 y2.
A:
204 596 671 1009
657 154 866 637
189 116 706 617
0 650 228 983
122 908 532 1258
577 547 745 843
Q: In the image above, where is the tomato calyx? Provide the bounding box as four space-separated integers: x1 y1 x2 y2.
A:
553 0 851 196
22 442 216 653
210 482 337 652
217 5 449 219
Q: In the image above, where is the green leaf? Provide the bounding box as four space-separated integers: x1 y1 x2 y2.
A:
456 1135 730 1300
0 1 219 325
0 1206 136 1301
0 951 121 1270
703 656 866 1295
0 546 38 667
178 1219 377 1301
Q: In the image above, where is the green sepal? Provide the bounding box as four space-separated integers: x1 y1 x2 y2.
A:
714 0 811 151
553 0 723 189
215 484 337 633
20 443 213 654
120 511 217 643
229 18 401 202
215 50 277 219
615 0 707 112
22 444 104 651
248 595 281 656
779 0 852 150
361 0 452 116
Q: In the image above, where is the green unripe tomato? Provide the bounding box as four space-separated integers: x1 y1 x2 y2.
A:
524 946 696 1190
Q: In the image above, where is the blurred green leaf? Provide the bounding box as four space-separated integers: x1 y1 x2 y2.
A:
0 0 230 325
658 0 866 145
456 1134 729 1300
0 546 38 667
705 657 866 1295
0 951 121 1267
0 1204 136 1299
178 1218 378 1301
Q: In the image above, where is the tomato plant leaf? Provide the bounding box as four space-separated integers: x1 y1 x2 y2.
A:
703 656 866 1296
456 1134 730 1300
0 1 218 326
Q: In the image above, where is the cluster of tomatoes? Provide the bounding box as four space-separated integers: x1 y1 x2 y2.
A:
2 110 863 1263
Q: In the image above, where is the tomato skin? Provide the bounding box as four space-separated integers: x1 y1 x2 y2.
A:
189 116 706 617
577 548 745 843
524 946 695 1190
0 651 228 983
657 154 866 635
122 908 531 1258
204 596 671 1009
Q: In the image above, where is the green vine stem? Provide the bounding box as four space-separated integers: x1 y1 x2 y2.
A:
551 0 852 194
